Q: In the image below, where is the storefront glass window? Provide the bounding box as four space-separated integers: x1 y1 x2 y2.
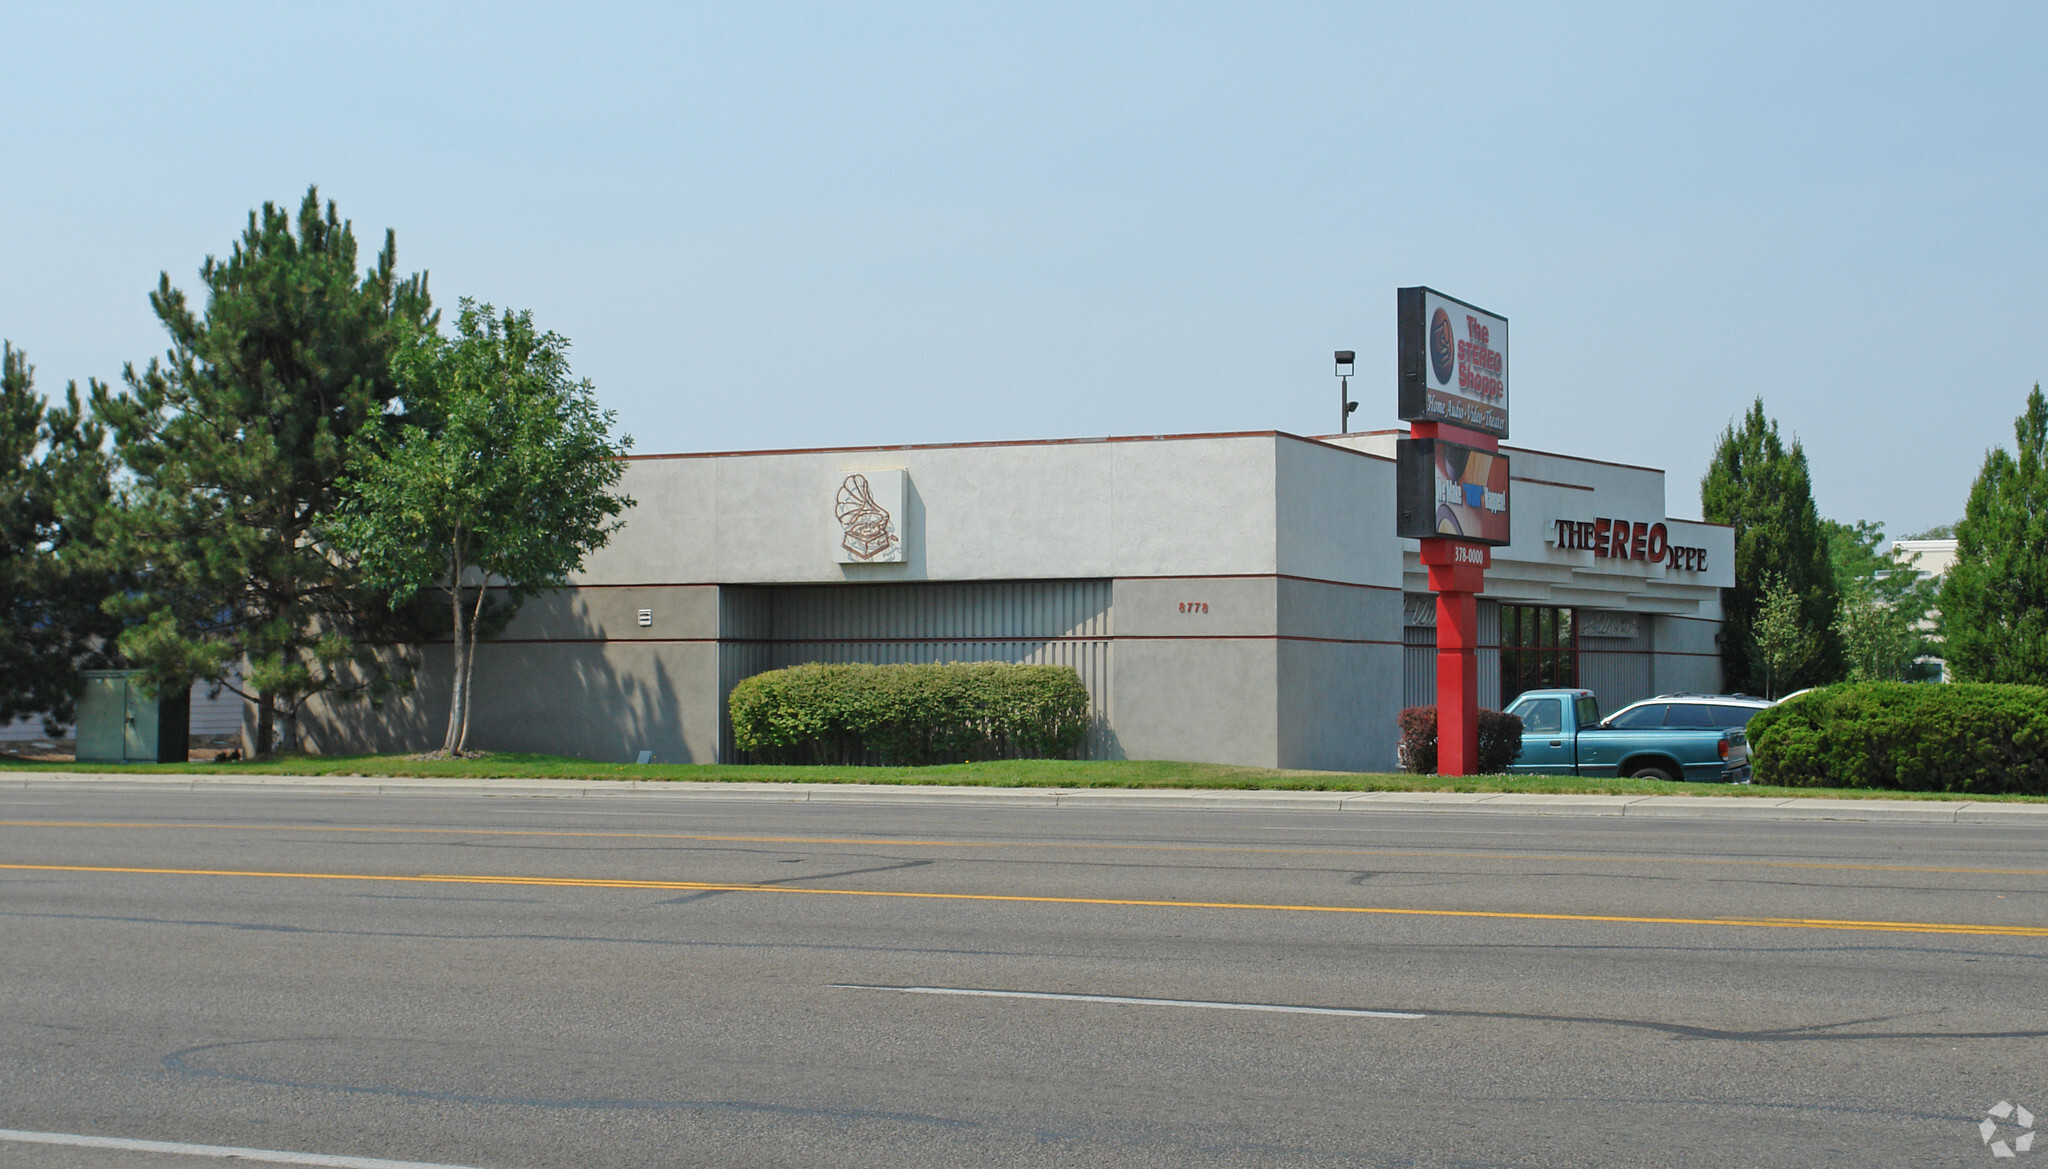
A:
1499 604 1576 705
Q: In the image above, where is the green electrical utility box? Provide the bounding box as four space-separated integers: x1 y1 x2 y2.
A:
75 671 190 764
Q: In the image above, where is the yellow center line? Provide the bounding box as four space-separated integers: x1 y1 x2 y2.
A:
3 861 2044 938
1 820 2043 877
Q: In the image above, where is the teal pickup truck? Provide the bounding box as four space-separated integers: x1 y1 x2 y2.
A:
1501 689 1758 783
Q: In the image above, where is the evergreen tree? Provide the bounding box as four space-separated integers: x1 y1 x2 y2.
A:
1939 384 2048 683
93 188 434 753
1 343 124 729
333 301 633 756
1699 399 1840 693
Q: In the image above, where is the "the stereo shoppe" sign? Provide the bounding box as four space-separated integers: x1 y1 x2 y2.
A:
1397 287 1508 439
1549 518 1710 572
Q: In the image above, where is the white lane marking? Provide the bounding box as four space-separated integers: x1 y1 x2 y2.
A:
832 984 1426 1019
0 1128 492 1169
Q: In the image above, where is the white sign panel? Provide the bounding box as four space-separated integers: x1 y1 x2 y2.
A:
1398 287 1509 438
834 468 905 563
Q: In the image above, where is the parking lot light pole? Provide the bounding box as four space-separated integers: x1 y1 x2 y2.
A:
1336 350 1357 433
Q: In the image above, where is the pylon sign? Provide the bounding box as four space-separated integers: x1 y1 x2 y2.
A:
1397 287 1509 439
1397 286 1510 777
1394 436 1511 544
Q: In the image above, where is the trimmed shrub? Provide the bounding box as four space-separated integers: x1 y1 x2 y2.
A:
1396 707 1436 774
1748 681 2048 794
1397 706 1524 774
727 661 1091 766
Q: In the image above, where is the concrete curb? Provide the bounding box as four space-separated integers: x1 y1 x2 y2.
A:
7 771 2048 823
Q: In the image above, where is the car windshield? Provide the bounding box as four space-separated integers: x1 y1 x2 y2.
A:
1606 703 1668 729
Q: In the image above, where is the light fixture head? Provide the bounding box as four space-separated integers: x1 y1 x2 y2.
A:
1334 350 1355 377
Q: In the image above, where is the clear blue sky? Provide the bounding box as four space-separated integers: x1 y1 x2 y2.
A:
4 2 2042 536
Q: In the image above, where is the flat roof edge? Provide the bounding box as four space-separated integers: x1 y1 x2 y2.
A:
624 430 1297 462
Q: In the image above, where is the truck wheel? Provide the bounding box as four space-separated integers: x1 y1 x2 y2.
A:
1626 763 1679 783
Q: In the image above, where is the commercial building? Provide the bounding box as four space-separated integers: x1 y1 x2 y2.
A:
304 427 1732 772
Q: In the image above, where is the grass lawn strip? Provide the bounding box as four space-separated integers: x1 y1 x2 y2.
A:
2 755 2040 802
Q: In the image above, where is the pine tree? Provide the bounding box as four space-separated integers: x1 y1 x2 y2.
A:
1 344 124 730
93 188 435 754
1939 384 2048 683
1699 399 1840 694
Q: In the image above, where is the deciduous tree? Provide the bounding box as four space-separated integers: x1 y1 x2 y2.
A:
1821 519 1936 683
1752 573 1817 699
333 301 633 756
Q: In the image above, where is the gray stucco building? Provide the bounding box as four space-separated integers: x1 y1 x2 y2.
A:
305 428 1733 772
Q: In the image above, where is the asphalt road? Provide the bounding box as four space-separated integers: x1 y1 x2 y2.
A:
3 788 2045 1169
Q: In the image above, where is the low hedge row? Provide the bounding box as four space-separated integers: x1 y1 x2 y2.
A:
1396 706 1525 774
727 662 1091 766
1748 682 2048 794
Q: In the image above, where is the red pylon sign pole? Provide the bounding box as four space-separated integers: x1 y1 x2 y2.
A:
1420 539 1486 775
1412 419 1497 777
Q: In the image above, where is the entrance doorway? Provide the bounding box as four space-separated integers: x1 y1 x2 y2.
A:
1499 605 1576 705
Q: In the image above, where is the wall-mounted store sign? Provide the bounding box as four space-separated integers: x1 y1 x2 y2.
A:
1549 518 1709 572
834 469 906 563
1397 286 1509 439
1396 437 1511 545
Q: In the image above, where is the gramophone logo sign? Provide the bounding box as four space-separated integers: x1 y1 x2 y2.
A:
1428 307 1457 385
834 469 905 563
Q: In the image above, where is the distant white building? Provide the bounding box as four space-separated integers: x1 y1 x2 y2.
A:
1892 538 1958 578
1892 537 1959 682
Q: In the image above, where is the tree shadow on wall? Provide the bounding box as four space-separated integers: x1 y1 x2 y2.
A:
298 599 701 764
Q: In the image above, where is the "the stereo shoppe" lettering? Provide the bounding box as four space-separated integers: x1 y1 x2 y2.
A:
1552 519 1708 572
1456 316 1505 402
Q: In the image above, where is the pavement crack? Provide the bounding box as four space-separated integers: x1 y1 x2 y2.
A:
159 1038 980 1128
654 857 934 905
1419 1005 2047 1042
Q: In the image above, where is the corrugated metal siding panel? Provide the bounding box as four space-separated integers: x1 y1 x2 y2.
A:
1578 611 1654 711
718 585 772 641
0 717 54 743
1578 650 1651 711
1477 600 1501 711
719 580 1115 761
1401 603 1500 710
768 580 1112 641
189 683 243 736
1403 627 1435 709
717 587 775 761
